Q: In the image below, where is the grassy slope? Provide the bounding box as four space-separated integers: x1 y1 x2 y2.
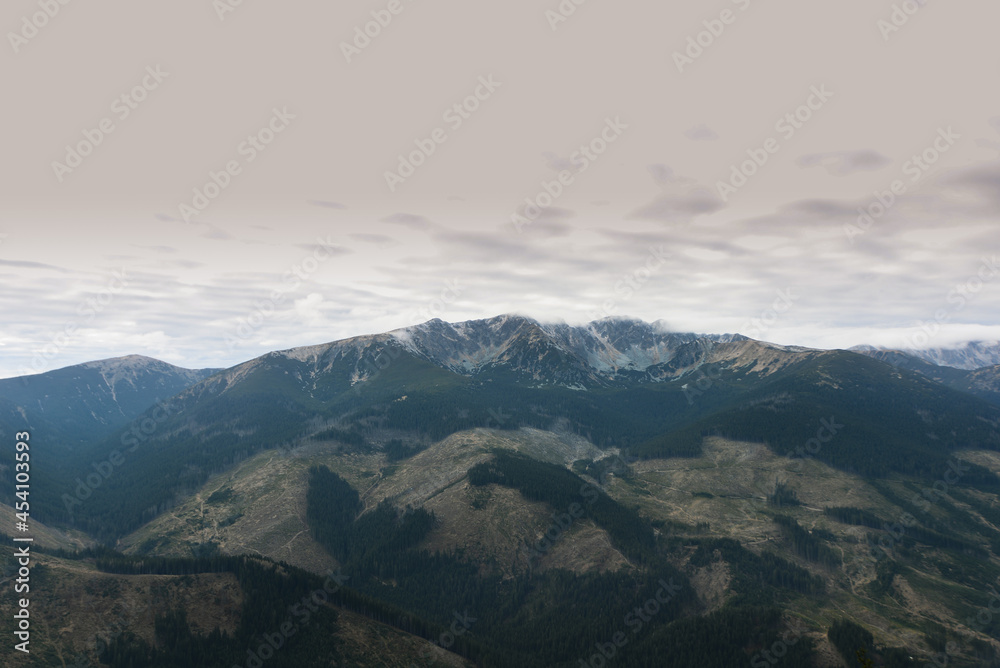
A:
114 424 1000 664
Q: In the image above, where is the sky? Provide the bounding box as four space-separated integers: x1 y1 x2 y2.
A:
1 0 999 377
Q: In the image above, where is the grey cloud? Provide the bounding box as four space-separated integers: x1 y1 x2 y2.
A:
425 228 607 275
383 213 434 230
684 125 719 141
431 229 532 258
941 161 1000 210
293 243 352 257
202 225 234 241
350 233 394 244
975 138 1000 156
533 206 574 220
543 152 575 173
647 164 673 187
647 164 696 188
629 189 724 223
514 207 575 234
519 220 572 238
782 199 859 219
0 259 74 273
796 150 891 176
594 229 673 245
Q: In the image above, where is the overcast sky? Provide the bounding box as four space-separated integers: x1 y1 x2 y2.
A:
1 0 998 377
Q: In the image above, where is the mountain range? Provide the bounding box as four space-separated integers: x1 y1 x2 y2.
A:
4 315 1000 667
852 341 1000 371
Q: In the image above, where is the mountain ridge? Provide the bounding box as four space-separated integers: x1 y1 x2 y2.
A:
851 340 1000 370
7 317 1000 666
0 354 221 448
7 316 998 387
